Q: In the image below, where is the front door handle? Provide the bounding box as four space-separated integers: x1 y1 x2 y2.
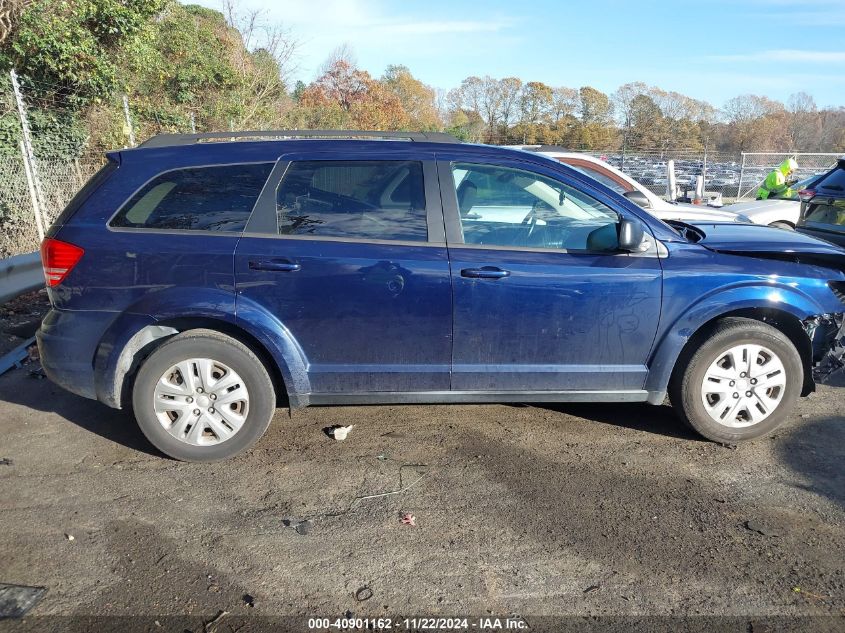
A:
461 266 511 279
249 259 301 272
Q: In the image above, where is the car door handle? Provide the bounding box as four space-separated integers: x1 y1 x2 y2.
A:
249 259 301 272
461 267 511 279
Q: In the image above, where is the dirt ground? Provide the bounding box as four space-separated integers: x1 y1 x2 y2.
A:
0 336 844 633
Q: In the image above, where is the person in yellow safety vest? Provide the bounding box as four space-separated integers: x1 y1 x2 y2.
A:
757 158 799 200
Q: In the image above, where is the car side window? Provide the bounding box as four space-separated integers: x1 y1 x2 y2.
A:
276 160 427 242
804 200 845 228
452 162 620 252
111 163 273 232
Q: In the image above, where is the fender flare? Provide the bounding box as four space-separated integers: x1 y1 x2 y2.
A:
645 283 824 396
93 287 310 408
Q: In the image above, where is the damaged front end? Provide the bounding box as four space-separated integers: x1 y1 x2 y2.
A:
804 313 845 383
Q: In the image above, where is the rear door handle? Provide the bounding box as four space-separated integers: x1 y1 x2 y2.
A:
461 266 510 279
249 259 301 272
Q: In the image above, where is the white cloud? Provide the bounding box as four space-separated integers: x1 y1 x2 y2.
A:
193 0 520 81
708 49 845 63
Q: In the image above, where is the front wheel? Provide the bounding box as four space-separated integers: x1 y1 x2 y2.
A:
132 329 276 461
670 318 803 443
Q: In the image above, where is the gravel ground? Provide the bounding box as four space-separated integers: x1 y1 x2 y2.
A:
0 345 843 632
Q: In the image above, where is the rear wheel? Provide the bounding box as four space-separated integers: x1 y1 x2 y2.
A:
670 318 803 443
132 329 276 461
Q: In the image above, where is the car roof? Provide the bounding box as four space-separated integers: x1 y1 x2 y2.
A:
111 136 569 173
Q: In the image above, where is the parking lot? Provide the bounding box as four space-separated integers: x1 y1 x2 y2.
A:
1 352 843 628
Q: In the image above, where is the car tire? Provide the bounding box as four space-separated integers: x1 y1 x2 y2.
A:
669 317 803 443
132 329 276 461
768 221 794 230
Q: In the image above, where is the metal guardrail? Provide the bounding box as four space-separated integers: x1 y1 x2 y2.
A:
0 252 44 305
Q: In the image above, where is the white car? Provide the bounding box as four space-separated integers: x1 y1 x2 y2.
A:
720 175 822 230
513 148 750 224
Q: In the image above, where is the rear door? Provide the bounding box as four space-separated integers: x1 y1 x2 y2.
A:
234 149 452 394
440 155 663 393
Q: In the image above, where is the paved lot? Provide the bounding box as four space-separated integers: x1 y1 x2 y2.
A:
0 359 843 629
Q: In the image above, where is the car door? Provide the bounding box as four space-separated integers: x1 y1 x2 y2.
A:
439 155 663 393
235 149 452 394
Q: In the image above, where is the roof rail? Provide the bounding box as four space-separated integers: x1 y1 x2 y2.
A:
138 129 460 148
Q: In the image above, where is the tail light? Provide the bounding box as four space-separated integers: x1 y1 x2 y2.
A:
798 189 816 202
40 238 84 287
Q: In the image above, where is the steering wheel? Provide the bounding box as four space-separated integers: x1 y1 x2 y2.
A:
521 200 554 239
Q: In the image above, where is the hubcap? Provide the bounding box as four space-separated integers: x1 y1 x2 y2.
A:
701 343 786 428
153 358 249 446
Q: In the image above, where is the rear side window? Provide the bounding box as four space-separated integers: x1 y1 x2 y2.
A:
111 163 273 232
276 160 427 242
816 165 845 192
804 199 845 228
54 160 118 226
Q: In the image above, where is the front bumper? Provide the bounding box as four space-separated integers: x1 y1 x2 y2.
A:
805 313 845 383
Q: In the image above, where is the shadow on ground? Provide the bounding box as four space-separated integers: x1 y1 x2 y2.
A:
520 402 703 441
775 416 845 509
0 368 160 457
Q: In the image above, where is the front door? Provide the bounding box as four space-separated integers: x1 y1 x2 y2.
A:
235 150 452 394
440 157 663 392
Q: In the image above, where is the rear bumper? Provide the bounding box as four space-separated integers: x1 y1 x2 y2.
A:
36 309 115 401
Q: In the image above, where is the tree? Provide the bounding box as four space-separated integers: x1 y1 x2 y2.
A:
513 81 553 143
296 57 408 130
628 94 663 148
497 76 522 138
382 65 441 130
0 0 33 44
785 92 821 150
612 82 650 154
1 0 166 103
575 86 615 149
722 94 787 151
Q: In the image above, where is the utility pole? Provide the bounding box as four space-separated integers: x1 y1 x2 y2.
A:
10 69 47 238
122 95 136 147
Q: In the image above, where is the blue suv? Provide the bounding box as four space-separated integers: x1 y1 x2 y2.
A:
36 131 845 461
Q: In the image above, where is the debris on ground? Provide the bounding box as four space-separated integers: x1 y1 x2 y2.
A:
325 425 354 441
583 584 601 594
793 586 826 601
26 344 39 361
354 586 373 602
28 366 46 379
0 336 35 377
0 458 12 466
203 610 229 633
282 518 312 535
242 593 255 608
0 583 47 618
400 512 416 527
64 533 74 541
744 520 779 537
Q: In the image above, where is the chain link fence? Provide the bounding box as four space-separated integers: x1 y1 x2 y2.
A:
736 153 841 200
0 155 101 258
555 148 840 204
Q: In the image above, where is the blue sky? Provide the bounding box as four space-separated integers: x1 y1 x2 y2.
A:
190 0 845 108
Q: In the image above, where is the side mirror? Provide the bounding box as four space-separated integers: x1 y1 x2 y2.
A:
618 218 645 252
623 190 652 209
